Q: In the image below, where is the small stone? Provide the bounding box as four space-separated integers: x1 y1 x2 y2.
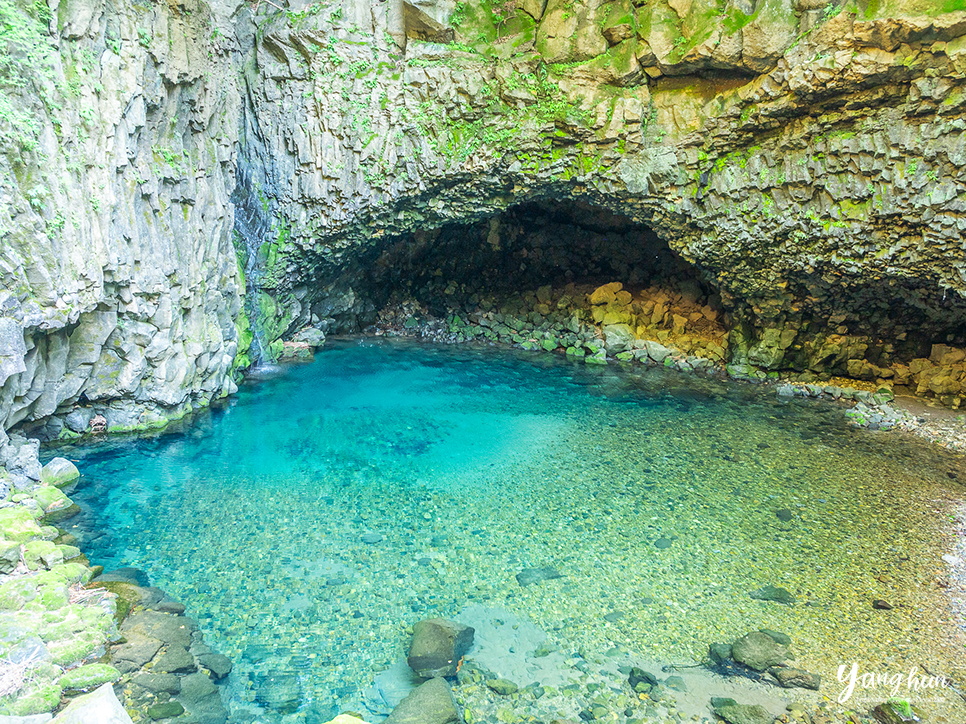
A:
749 585 796 605
664 675 686 691
515 566 562 586
775 509 793 522
770 666 820 690
360 532 384 544
654 538 672 549
486 678 519 696
708 642 732 664
872 599 894 610
628 667 658 693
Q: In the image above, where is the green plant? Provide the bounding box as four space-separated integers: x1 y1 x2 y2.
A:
138 29 151 47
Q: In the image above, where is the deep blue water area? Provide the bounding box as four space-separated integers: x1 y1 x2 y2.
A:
57 339 965 723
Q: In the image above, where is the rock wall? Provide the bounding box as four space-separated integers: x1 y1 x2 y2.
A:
5 0 966 434
0 0 248 437
239 0 966 399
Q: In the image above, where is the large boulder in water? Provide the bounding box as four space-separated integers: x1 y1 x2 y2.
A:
385 677 462 724
407 618 474 678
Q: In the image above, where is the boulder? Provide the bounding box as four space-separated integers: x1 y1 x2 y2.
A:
603 324 635 353
40 458 80 487
385 677 461 724
407 618 475 678
731 631 790 672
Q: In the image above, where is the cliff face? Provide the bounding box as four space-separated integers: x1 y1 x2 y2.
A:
0 0 247 436
241 0 966 389
4 0 966 434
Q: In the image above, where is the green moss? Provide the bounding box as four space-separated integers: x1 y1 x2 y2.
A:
60 663 121 691
0 682 62 716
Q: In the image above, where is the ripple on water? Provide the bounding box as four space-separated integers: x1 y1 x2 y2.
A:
60 339 966 723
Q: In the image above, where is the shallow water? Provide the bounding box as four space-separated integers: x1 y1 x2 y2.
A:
61 339 966 722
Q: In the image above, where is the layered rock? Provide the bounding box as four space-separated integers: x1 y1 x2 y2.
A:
0 0 248 436
239 0 966 404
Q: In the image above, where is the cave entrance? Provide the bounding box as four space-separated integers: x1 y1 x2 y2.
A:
357 199 729 363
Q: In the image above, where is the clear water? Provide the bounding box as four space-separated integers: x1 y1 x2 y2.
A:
60 339 965 723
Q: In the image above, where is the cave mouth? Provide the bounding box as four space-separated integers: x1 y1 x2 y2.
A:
353 199 726 347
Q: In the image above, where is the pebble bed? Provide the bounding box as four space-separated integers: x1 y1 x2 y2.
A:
59 339 966 724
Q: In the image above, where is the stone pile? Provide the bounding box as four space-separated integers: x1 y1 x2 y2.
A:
102 571 232 724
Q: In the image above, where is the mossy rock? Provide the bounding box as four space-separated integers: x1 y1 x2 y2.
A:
0 506 44 543
1 681 63 716
60 663 122 691
88 580 143 623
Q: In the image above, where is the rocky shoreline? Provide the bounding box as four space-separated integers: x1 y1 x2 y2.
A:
0 431 233 723
356 280 966 456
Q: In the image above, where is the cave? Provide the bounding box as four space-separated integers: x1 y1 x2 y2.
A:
359 200 721 322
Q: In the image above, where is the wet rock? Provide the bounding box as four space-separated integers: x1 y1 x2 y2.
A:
515 566 562 586
731 631 790 672
154 644 196 674
385 677 461 724
178 672 227 724
49 683 132 724
407 618 474 678
654 537 672 549
872 700 921 724
872 599 894 610
628 667 658 693
110 635 163 673
770 666 820 690
711 698 774 724
486 678 519 695
775 508 793 522
121 610 196 648
132 673 181 694
664 675 686 692
98 567 151 587
198 652 233 680
360 532 384 544
749 585 796 605
254 670 302 714
709 642 732 664
147 701 185 720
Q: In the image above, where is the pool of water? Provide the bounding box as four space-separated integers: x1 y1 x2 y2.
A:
58 339 965 722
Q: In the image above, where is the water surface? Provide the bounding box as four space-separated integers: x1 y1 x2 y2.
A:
61 339 965 722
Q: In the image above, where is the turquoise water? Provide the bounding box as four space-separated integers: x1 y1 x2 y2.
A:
61 339 964 723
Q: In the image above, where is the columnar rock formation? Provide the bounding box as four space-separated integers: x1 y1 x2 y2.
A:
3 0 966 435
